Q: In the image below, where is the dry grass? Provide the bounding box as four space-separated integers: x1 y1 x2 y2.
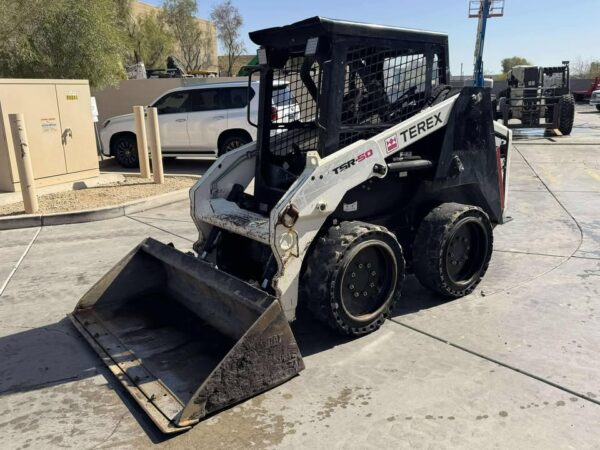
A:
0 176 197 217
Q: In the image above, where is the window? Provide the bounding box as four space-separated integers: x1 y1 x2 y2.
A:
187 87 256 112
189 89 224 112
153 91 192 115
223 87 255 109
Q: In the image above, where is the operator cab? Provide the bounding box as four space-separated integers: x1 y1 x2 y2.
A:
245 17 450 212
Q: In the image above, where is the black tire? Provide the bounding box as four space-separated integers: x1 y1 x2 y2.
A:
413 203 493 298
558 94 575 135
218 133 251 156
596 105 600 112
112 134 139 168
301 221 405 336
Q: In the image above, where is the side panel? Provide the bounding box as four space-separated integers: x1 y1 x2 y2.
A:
55 84 98 173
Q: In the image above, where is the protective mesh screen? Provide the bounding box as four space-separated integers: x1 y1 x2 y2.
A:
265 47 441 158
340 47 441 148
269 57 322 157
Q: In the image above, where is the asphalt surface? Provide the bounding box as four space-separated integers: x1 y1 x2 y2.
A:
1 105 600 449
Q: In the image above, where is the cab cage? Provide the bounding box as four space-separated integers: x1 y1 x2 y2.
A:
248 17 450 208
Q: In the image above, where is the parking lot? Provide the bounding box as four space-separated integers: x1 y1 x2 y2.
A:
1 104 599 449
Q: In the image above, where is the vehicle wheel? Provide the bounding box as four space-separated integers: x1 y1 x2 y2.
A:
596 105 600 112
113 134 139 168
301 221 405 336
218 134 251 156
558 94 575 135
413 203 493 298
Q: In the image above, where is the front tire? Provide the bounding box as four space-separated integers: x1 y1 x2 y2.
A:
218 134 251 156
301 221 405 336
558 94 575 135
413 203 493 298
112 134 139 168
596 105 600 112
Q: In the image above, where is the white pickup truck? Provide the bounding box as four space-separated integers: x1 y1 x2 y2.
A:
100 80 299 167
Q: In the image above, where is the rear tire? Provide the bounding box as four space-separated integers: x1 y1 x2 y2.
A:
413 203 493 298
113 134 139 168
558 94 575 135
218 133 251 156
301 221 405 336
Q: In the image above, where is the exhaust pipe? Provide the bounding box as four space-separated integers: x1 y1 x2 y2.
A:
69 238 304 433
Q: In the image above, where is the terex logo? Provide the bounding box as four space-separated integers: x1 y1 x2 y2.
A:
397 112 443 145
333 149 373 175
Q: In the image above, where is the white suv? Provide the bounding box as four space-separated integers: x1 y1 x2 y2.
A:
100 80 298 167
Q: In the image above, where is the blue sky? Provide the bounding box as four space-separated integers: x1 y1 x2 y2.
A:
144 0 596 74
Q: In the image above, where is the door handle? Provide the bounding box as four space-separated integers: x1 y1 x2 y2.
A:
61 128 73 145
212 116 225 120
175 118 187 122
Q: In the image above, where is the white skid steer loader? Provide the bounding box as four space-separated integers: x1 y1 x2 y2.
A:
70 17 512 433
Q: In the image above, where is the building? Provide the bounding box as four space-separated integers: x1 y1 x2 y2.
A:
131 1 219 75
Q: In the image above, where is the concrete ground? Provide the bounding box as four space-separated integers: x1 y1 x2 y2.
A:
1 104 600 449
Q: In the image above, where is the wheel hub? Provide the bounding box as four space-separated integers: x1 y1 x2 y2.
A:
340 242 397 321
445 220 487 285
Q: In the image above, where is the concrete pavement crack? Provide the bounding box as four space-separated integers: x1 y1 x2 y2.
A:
472 146 585 300
0 227 41 297
126 215 194 243
88 411 128 450
389 318 600 408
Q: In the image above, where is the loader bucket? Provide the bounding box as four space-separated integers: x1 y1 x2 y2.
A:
68 238 304 434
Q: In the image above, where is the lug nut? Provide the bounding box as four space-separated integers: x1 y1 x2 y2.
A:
363 291 368 296
369 282 375 288
354 292 360 298
371 271 376 276
367 263 372 269
358 263 364 269
349 284 355 290
351 272 356 278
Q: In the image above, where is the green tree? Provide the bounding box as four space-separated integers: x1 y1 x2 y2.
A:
0 0 126 88
501 56 532 74
129 12 175 68
211 0 245 77
162 0 213 72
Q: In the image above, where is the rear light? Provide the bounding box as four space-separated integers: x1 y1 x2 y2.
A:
271 106 278 122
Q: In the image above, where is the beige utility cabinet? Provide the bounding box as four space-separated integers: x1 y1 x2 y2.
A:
0 79 99 192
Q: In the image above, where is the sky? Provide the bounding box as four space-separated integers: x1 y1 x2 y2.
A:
144 0 597 75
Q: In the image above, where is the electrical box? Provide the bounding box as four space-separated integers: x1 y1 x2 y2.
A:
0 79 99 192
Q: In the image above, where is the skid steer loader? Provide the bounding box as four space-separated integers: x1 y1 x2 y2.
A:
69 17 512 433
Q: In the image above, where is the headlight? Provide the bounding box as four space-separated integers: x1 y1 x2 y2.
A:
279 204 299 228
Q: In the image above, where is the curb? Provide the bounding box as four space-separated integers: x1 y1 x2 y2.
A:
0 188 191 231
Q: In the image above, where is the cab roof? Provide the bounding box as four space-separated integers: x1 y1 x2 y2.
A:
249 16 448 47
